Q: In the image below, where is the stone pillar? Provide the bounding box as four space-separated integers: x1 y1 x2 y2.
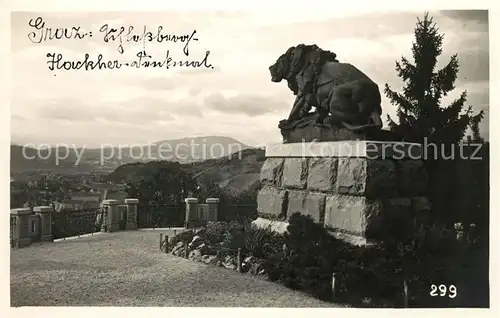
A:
256 140 430 245
206 198 220 221
124 198 139 230
184 198 198 229
33 206 53 242
10 208 33 248
102 199 119 232
100 206 108 232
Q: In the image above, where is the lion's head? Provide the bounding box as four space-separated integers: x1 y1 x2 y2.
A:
269 53 289 83
269 46 297 83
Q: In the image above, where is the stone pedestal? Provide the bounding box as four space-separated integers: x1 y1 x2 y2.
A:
279 115 403 144
102 199 119 232
185 198 198 229
124 198 139 230
206 198 220 221
10 208 33 248
33 206 53 242
257 140 430 245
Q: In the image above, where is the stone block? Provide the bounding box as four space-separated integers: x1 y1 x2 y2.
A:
336 158 397 197
336 158 367 195
282 158 309 189
260 158 285 186
307 158 338 192
257 186 288 219
397 160 428 196
286 190 326 223
324 195 382 237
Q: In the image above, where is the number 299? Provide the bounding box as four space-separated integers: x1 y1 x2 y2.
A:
430 284 457 298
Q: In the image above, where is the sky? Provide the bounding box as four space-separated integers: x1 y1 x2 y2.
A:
10 10 489 147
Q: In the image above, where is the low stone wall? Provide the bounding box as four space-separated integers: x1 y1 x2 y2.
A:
11 198 141 249
184 198 220 229
11 197 220 249
257 141 431 244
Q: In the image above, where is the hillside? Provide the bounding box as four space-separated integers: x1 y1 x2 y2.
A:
107 148 266 195
10 136 253 174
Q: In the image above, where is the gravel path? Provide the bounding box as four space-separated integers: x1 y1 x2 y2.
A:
10 230 341 307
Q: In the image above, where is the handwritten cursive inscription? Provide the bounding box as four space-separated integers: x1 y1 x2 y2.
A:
46 53 122 72
28 16 90 43
26 16 217 75
46 50 214 75
129 50 213 69
99 25 198 55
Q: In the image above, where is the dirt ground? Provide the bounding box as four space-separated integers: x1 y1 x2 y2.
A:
10 230 341 307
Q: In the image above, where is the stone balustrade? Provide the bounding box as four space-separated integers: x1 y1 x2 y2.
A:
184 197 220 229
10 196 219 249
125 198 139 230
10 198 141 249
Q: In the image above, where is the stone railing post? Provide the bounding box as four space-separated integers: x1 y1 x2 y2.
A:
100 206 108 232
10 208 33 248
33 206 53 242
184 198 198 229
206 198 220 221
102 199 119 232
125 198 139 230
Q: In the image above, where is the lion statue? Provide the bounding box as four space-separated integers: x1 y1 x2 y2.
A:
269 44 383 132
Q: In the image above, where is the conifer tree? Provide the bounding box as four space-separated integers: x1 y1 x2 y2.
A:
384 13 484 145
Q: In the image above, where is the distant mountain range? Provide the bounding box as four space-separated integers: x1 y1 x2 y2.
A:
11 136 254 174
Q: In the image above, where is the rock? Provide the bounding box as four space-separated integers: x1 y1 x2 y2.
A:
286 190 326 223
191 243 215 256
189 249 203 262
282 158 309 189
189 235 203 249
257 186 288 218
171 241 184 256
251 217 289 234
241 256 254 273
195 243 210 255
260 158 285 186
241 256 267 276
221 255 237 270
257 268 267 277
173 247 185 257
201 254 218 265
307 157 338 191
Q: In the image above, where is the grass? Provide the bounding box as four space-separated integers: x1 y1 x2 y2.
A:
10 230 341 307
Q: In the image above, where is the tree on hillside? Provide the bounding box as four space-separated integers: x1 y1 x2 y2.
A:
126 161 197 206
384 13 484 145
